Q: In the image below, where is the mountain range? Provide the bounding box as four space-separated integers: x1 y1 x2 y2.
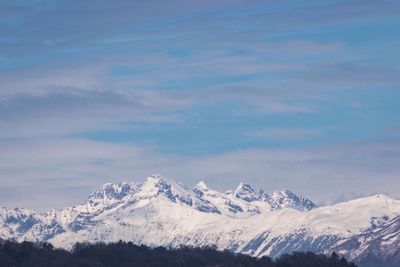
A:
1 174 399 267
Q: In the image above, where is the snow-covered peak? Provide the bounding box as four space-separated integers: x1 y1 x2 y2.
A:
195 181 209 190
136 175 194 207
372 193 391 200
234 182 261 202
138 176 163 195
138 175 176 195
268 189 317 211
144 174 164 185
138 176 222 214
271 189 296 199
331 193 398 211
234 182 248 195
193 181 210 198
2 175 400 265
87 181 139 207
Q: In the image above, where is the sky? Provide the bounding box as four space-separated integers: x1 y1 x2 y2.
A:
0 0 400 211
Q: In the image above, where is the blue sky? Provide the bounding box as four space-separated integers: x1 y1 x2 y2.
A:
0 0 400 210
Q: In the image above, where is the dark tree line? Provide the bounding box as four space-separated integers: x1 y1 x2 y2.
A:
0 240 357 267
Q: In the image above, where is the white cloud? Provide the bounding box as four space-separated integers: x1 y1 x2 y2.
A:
1 137 400 211
0 0 399 212
244 128 320 140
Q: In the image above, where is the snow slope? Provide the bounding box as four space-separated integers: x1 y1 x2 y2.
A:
330 214 400 267
1 175 399 262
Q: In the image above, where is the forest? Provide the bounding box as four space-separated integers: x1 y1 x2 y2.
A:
0 240 357 267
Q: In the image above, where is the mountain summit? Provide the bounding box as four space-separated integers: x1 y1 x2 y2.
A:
0 175 399 266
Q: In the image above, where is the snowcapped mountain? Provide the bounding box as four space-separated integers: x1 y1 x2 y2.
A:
1 174 399 266
330 214 400 267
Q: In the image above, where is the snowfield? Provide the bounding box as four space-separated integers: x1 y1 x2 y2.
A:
1 175 400 261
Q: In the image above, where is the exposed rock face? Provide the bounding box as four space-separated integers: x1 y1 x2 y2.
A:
1 175 399 267
330 214 400 267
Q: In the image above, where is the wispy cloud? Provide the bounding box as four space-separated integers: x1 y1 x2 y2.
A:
244 128 320 140
301 62 400 88
0 0 399 211
0 88 186 138
1 137 400 210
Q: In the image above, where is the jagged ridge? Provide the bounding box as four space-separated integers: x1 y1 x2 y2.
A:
0 174 399 267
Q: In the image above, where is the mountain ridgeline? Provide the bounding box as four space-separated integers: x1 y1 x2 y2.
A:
1 175 400 267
